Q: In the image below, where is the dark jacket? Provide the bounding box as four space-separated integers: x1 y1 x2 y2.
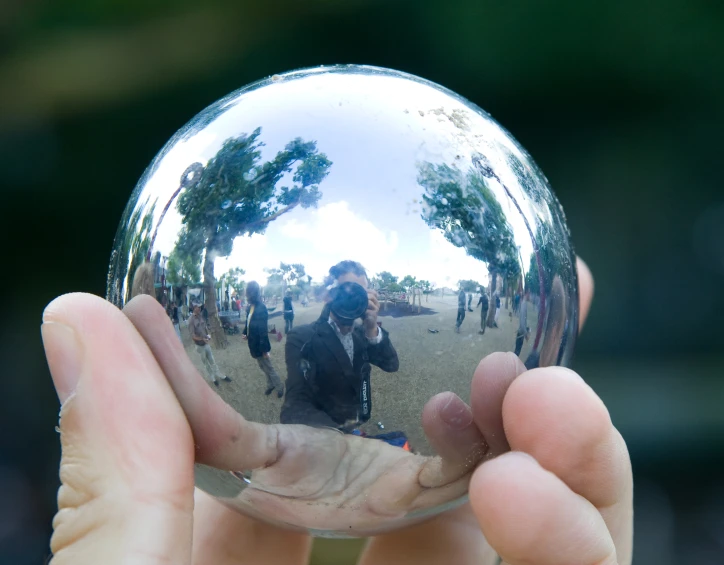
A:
457 291 466 309
280 316 399 428
243 302 272 359
283 296 294 320
477 294 489 311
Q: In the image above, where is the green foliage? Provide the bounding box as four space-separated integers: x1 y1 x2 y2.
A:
294 274 313 296
168 128 331 346
218 267 246 295
375 271 398 288
524 219 574 297
399 275 417 290
264 262 306 297
281 262 307 285
418 162 521 280
372 271 404 293
174 129 332 261
166 246 202 288
457 279 480 292
418 279 434 293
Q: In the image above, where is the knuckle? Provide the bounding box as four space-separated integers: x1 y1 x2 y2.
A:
49 400 110 559
50 460 109 559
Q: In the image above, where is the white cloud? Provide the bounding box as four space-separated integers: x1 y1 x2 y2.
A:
279 201 399 275
209 201 490 290
416 230 490 288
214 233 270 283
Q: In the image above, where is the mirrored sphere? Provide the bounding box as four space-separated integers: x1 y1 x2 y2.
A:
107 65 578 537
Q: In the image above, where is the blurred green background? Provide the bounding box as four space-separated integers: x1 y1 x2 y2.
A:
1 1 723 563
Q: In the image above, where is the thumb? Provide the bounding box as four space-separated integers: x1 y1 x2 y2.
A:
42 293 195 565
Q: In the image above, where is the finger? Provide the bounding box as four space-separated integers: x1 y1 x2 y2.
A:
469 352 526 456
470 452 617 565
503 366 633 563
418 392 487 487
191 490 311 565
42 293 194 565
123 295 280 472
577 256 594 332
358 504 499 565
125 296 316 562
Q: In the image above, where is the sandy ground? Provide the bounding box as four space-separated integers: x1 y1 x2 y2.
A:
182 296 538 455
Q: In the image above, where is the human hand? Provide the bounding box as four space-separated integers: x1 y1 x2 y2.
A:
122 293 495 533
364 289 380 337
42 257 631 564
357 257 633 564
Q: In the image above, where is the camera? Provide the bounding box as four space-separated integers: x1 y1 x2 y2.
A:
329 281 369 325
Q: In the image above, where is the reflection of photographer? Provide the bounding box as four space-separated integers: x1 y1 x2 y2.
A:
281 260 399 429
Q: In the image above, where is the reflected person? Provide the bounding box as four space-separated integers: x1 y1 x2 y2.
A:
243 281 284 398
455 287 466 333
42 260 634 564
477 286 489 335
190 304 228 386
283 289 294 334
170 302 181 342
281 260 399 429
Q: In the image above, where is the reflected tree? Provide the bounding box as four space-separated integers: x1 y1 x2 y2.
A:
472 153 548 344
418 279 434 301
524 220 574 297
419 162 520 327
418 280 433 293
458 279 479 293
218 267 246 296
373 271 403 293
166 246 202 288
173 128 332 347
488 146 576 348
293 274 313 301
166 244 202 307
265 262 306 297
399 275 417 292
264 262 305 300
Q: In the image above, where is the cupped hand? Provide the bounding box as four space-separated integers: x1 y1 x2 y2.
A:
42 257 632 564
121 292 494 533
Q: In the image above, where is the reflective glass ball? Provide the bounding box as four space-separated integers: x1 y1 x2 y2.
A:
107 65 578 537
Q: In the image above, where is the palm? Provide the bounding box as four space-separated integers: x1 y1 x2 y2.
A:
235 425 469 533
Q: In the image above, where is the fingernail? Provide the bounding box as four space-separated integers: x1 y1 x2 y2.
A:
41 322 83 404
439 393 473 429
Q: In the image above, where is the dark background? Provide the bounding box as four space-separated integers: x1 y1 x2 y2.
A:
1 1 723 563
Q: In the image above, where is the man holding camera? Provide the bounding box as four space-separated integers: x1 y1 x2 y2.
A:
280 260 399 429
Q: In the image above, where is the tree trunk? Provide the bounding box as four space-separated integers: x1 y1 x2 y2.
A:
203 246 228 349
486 273 497 327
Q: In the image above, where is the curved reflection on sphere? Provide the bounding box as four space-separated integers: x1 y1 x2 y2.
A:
107 65 578 538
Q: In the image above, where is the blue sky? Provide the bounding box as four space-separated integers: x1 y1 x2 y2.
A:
133 70 547 291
